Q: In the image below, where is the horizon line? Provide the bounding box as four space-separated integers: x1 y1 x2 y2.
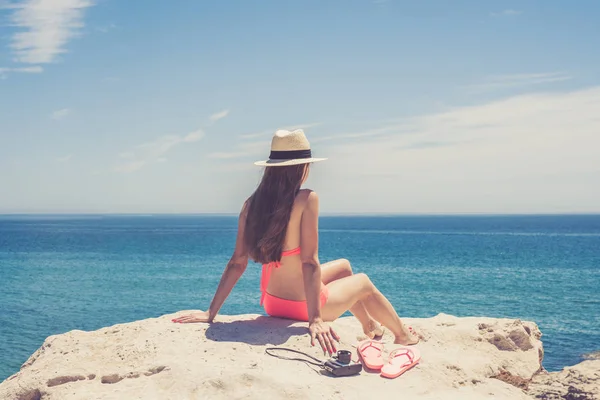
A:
1 212 600 217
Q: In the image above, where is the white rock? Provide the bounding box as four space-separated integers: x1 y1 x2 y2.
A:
528 359 600 399
0 312 586 400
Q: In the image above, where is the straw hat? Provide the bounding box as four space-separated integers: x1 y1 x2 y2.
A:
254 129 327 167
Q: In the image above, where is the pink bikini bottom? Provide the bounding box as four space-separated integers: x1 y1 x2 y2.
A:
262 285 329 322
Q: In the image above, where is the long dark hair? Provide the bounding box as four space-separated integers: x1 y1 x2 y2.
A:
244 164 308 264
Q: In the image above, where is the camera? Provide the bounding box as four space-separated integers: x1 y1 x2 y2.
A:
322 350 363 377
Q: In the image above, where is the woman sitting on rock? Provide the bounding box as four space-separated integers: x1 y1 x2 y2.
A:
173 129 419 355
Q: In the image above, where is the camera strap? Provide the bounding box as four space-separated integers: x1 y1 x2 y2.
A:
264 347 325 368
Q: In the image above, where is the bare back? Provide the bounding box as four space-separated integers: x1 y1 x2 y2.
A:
263 188 318 302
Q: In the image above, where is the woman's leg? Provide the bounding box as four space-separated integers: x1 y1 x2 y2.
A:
321 272 419 345
321 259 383 338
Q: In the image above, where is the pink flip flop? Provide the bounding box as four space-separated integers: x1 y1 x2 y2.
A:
357 340 385 371
380 347 421 379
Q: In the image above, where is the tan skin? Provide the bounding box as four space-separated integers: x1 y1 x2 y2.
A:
173 164 419 355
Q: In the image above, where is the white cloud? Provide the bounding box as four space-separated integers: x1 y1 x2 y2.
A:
486 72 569 82
491 9 522 17
209 109 230 122
467 72 572 93
312 122 411 143
0 66 43 73
114 128 204 173
0 65 43 78
183 130 203 142
315 86 600 213
51 108 71 120
56 154 72 162
95 22 116 33
6 0 94 64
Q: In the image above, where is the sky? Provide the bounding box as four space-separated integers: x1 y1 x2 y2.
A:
1 0 599 214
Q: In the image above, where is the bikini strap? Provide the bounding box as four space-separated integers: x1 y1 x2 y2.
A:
281 247 301 257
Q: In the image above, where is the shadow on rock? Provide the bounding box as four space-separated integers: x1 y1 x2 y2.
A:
205 316 307 346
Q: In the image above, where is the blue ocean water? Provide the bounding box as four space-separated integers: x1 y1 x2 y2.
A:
1 214 599 381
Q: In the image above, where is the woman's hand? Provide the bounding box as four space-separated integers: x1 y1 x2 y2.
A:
172 310 213 324
309 318 340 355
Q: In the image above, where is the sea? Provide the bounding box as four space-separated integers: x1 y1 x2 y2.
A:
1 214 599 381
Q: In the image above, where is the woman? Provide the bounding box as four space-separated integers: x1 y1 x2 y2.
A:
173 129 419 355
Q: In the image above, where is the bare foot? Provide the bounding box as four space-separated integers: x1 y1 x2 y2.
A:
394 325 420 345
363 320 385 340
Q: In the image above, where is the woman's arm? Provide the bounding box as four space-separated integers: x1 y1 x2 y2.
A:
300 191 339 354
205 203 249 321
173 202 249 324
300 191 323 323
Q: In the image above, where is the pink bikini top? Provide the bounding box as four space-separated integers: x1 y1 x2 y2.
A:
259 247 301 306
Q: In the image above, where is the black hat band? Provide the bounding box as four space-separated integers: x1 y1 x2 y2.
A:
269 149 312 160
